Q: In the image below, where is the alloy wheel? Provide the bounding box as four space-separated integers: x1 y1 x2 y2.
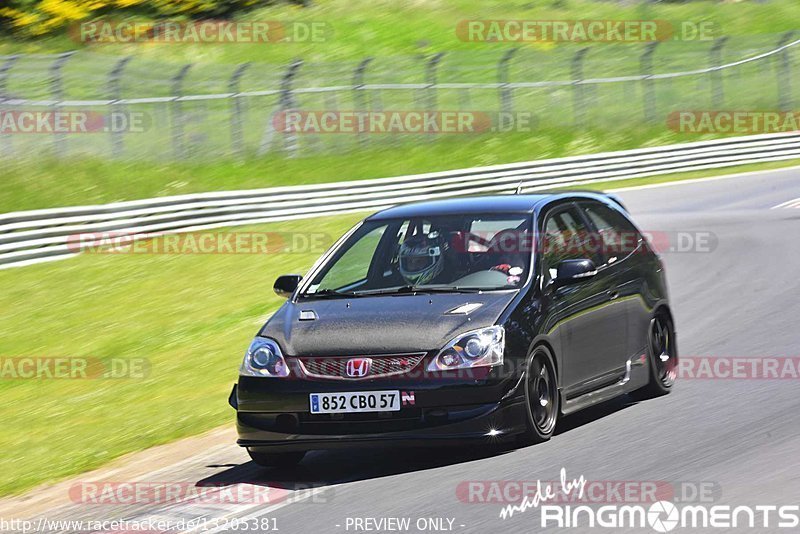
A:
527 352 558 434
650 316 677 387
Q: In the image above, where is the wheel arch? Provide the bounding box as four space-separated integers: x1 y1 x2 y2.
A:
652 302 675 326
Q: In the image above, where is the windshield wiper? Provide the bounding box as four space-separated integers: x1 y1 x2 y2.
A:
300 288 361 299
415 286 486 294
304 286 495 298
353 285 485 296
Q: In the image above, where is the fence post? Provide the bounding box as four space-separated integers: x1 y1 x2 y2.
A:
425 52 445 110
0 54 21 158
0 55 19 97
170 64 192 159
279 59 303 157
282 59 303 156
353 57 372 146
50 52 75 158
497 48 519 114
777 31 795 112
107 56 132 158
228 62 250 158
571 48 589 128
640 42 659 123
709 37 728 108
259 59 303 156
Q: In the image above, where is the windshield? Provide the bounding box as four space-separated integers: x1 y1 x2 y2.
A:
301 213 533 296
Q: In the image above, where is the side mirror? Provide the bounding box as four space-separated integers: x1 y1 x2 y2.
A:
274 274 302 298
555 259 597 285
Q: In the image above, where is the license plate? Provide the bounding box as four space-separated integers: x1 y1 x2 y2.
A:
309 390 400 414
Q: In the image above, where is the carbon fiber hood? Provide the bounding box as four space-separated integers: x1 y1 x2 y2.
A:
259 292 517 356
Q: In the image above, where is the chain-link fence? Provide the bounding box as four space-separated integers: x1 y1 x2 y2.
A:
0 32 797 161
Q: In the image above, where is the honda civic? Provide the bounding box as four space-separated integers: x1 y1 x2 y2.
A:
229 192 677 466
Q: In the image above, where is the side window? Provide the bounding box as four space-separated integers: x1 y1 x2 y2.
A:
542 207 602 281
315 226 387 291
581 202 642 266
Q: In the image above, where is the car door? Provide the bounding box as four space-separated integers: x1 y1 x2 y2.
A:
578 200 651 365
541 204 627 398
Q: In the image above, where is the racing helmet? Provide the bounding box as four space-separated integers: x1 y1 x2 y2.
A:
398 226 446 285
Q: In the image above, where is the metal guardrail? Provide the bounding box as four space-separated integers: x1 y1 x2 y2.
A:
2 131 800 270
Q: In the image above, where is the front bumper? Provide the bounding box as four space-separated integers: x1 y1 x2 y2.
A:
231 368 527 452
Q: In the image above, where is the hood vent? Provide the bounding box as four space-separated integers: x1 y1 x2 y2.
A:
445 302 483 315
299 310 318 321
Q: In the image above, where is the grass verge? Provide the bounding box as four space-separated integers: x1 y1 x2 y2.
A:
0 213 363 496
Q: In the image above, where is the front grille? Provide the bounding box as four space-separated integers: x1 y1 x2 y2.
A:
297 353 426 380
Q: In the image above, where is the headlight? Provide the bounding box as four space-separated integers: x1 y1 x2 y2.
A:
427 326 504 371
240 337 290 378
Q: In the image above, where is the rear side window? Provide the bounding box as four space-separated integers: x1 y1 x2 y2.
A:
580 202 642 266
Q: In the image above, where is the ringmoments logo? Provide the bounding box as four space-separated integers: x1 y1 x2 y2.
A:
493 469 798 531
540 502 800 530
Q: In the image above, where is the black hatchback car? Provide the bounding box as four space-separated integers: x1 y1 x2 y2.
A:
230 192 677 466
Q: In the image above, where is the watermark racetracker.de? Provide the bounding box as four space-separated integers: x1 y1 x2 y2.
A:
63 229 716 259
271 110 537 135
447 229 718 256
0 111 149 134
71 20 332 44
456 20 719 42
678 357 800 379
458 478 720 505
668 111 800 135
0 357 149 379
66 231 331 255
68 480 333 505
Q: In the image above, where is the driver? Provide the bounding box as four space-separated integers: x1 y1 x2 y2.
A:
398 225 448 286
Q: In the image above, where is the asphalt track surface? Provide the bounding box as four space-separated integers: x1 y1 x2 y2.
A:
13 167 800 533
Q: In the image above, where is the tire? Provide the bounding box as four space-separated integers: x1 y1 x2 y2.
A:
520 345 560 444
631 312 677 401
247 449 306 467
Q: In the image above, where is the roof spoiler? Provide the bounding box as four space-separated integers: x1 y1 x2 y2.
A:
565 189 629 212
507 186 628 212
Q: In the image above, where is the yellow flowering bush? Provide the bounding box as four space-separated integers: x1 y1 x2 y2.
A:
0 0 273 37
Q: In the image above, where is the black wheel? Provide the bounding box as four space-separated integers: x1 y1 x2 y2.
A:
520 346 559 444
631 312 677 400
247 449 306 467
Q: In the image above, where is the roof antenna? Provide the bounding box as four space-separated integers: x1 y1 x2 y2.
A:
514 182 523 195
